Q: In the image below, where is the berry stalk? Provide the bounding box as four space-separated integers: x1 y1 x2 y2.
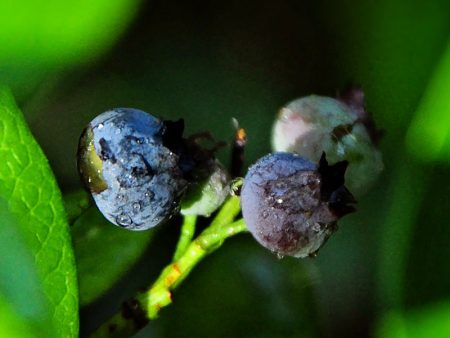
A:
89 196 246 338
172 214 197 260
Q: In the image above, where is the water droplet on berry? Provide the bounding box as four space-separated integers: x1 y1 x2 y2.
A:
312 223 321 232
116 213 133 227
145 191 154 201
132 202 141 212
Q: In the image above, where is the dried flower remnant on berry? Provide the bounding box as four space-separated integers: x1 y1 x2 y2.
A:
241 152 355 258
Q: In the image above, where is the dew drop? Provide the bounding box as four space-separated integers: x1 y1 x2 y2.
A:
116 213 132 227
145 191 154 200
117 194 125 201
276 198 283 204
312 223 321 233
98 123 104 130
262 210 269 219
132 202 141 212
276 252 284 259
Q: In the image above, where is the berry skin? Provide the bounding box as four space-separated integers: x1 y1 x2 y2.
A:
181 159 230 217
241 152 355 258
271 95 383 197
77 108 187 230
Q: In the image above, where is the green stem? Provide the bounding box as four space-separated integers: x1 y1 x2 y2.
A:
89 197 246 338
141 218 247 318
209 195 241 228
172 215 197 261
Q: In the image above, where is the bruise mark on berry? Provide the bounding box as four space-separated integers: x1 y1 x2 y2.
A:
276 223 301 253
99 138 116 163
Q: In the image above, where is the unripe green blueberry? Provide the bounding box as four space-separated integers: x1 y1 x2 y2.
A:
271 95 383 197
180 160 230 217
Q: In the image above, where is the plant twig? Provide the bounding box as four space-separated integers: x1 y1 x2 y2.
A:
172 214 197 260
89 196 246 338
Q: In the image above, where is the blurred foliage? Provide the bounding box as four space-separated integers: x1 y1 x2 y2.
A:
377 302 450 338
72 205 153 306
0 0 141 99
1 0 450 337
406 39 450 163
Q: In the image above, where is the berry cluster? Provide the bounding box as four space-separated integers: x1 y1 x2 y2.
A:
78 89 381 257
77 108 228 230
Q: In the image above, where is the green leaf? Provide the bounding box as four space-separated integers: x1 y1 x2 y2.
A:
0 295 35 338
72 205 153 305
377 302 450 338
406 39 450 163
0 198 54 337
0 87 78 337
0 0 141 97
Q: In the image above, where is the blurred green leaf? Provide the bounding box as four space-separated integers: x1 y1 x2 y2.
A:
72 205 153 305
402 166 450 308
0 0 141 96
64 189 91 225
406 39 450 163
0 87 78 337
326 0 450 313
377 302 450 338
375 160 430 308
0 199 54 337
0 295 34 338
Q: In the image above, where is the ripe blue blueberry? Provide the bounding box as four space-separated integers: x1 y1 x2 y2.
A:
241 152 355 258
77 108 187 230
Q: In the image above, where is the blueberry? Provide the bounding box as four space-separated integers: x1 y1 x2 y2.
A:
271 94 383 198
180 159 230 217
77 108 187 230
241 152 355 258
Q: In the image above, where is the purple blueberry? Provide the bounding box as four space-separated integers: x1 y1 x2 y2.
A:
241 152 355 258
